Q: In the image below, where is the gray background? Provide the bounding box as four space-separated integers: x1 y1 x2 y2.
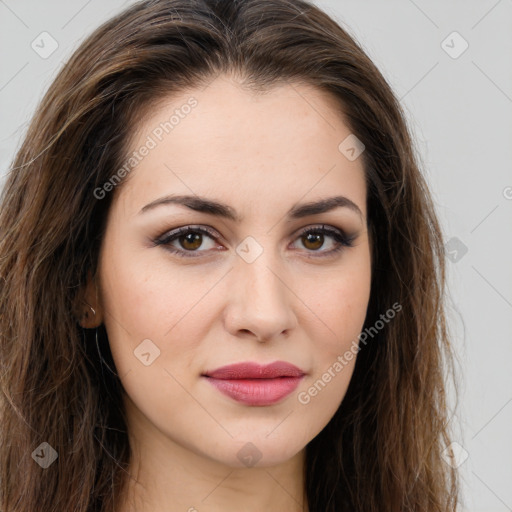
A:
1 1 511 510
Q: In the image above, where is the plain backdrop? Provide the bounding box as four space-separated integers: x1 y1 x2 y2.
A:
1 1 511 511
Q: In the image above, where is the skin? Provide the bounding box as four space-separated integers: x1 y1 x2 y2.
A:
81 73 372 512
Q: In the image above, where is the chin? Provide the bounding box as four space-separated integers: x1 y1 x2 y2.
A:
201 434 307 469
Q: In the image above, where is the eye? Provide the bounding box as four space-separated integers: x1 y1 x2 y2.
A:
290 224 356 258
153 224 356 259
153 225 222 258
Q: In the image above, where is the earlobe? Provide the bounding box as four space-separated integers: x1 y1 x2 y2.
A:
76 270 104 328
79 301 99 328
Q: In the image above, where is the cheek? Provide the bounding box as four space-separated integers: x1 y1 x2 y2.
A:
306 286 368 379
305 259 371 354
97 243 222 376
97 254 209 419
294 256 371 420
294 281 370 436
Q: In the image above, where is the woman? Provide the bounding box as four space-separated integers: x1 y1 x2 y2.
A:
0 0 460 510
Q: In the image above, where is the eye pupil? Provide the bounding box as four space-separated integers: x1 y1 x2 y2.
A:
181 232 202 250
303 232 323 250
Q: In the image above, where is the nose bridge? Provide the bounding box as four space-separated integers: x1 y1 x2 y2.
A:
253 259 284 297
226 238 297 339
236 240 287 306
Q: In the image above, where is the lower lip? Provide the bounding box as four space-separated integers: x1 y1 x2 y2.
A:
204 376 303 406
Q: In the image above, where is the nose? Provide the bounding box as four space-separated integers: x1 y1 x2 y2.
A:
223 253 298 343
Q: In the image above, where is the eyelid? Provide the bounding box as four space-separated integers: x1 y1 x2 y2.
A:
291 224 357 255
153 223 357 258
154 225 223 251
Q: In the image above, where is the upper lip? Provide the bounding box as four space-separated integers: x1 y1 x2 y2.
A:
203 361 306 379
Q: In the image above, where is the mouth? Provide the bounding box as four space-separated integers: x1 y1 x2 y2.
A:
201 361 306 406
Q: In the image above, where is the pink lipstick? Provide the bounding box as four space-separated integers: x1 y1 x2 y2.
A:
202 361 305 406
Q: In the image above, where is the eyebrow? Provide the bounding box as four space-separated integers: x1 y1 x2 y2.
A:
139 194 364 222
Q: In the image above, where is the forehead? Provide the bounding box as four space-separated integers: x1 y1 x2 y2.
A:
114 75 367 220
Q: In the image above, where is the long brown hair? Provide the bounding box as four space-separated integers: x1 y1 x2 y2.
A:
0 0 460 510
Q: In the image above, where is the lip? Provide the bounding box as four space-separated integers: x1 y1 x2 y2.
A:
202 361 306 406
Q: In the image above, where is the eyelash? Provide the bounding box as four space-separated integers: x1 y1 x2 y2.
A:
153 224 356 259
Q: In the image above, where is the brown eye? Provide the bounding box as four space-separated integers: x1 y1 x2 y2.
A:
301 232 325 251
179 232 203 250
154 226 220 258
291 225 356 258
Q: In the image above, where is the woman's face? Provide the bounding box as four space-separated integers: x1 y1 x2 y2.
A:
93 74 372 468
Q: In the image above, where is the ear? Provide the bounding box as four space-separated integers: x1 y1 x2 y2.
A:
75 269 104 329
